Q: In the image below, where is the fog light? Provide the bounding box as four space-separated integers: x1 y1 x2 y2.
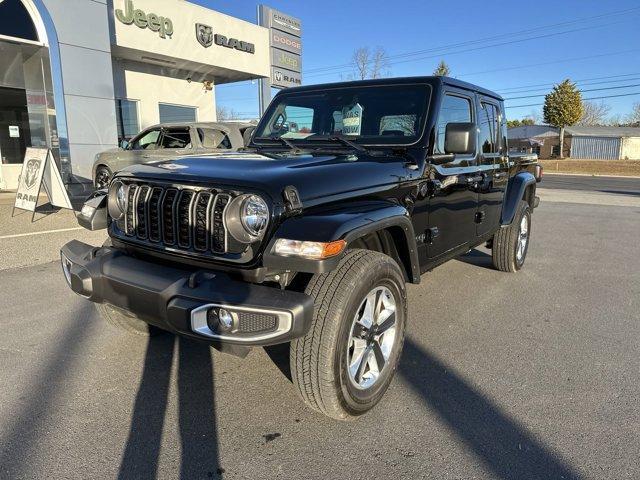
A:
206 307 234 332
218 308 233 329
61 252 73 286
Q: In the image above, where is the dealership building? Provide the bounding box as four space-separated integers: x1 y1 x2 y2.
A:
0 0 299 193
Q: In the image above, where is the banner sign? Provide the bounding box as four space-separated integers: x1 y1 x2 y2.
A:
14 147 73 214
342 103 364 136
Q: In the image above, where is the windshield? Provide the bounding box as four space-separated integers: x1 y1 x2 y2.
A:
254 84 431 146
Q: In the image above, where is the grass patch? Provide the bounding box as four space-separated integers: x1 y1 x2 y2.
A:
539 159 640 177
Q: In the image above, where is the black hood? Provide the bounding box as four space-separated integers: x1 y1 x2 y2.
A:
117 151 414 207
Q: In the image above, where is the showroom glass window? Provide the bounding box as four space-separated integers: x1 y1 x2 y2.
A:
115 99 139 144
159 104 197 123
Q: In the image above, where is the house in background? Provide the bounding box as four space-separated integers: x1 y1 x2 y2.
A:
507 125 640 160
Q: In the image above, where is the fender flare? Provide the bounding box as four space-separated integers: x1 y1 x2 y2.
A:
501 172 536 225
262 201 421 283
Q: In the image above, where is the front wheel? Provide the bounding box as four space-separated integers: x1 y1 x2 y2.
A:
492 200 532 272
290 249 407 420
94 165 112 189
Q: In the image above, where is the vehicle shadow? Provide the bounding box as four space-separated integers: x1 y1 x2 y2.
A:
399 339 583 480
118 335 222 479
456 248 494 269
598 189 640 197
0 304 95 479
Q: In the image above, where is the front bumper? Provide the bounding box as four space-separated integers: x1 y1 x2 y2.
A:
60 240 313 348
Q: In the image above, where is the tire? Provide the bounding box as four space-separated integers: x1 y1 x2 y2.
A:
95 303 162 337
492 200 532 272
290 249 407 420
94 165 112 189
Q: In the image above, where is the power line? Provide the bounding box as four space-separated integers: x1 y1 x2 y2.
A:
303 6 640 75
506 91 640 109
305 18 635 79
496 72 640 93
457 48 640 78
505 83 640 100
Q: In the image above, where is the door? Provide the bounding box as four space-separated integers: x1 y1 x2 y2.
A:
476 98 508 236
0 87 30 165
111 127 161 172
427 90 480 259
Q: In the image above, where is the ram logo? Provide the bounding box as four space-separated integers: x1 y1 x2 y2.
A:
196 23 213 48
24 158 41 189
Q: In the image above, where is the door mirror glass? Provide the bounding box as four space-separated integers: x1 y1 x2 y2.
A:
120 139 129 150
444 122 476 155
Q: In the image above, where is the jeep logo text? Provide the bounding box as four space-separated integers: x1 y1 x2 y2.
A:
116 0 173 39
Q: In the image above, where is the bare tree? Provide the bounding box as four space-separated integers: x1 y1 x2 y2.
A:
578 101 611 126
216 106 240 121
607 113 623 126
350 46 390 80
626 102 640 126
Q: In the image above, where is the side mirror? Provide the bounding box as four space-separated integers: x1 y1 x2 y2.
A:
444 122 476 155
120 139 129 150
77 190 108 230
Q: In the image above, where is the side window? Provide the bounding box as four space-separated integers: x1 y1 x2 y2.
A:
159 128 192 149
198 128 232 149
130 128 160 150
478 102 500 154
435 94 472 154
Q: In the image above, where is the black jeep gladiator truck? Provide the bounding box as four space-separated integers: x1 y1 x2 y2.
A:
62 76 540 420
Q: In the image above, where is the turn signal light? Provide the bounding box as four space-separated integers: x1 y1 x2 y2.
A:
273 239 347 260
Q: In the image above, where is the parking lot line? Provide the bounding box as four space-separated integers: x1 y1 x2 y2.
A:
0 227 84 240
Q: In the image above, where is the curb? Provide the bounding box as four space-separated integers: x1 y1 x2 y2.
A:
543 172 640 179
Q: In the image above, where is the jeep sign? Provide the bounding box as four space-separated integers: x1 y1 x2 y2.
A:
271 48 301 73
115 0 173 39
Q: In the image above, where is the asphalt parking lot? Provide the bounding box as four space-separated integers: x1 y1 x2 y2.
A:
0 178 639 479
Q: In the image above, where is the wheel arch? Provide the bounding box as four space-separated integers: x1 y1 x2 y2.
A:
262 201 421 284
500 172 536 225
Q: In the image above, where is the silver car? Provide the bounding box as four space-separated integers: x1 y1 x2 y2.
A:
92 121 254 188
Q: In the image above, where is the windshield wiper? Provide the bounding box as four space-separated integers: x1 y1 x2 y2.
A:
328 134 367 152
254 136 304 154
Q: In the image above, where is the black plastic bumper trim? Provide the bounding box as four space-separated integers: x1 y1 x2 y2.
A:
60 240 314 346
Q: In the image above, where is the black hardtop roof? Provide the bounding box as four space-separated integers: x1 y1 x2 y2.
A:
278 76 503 101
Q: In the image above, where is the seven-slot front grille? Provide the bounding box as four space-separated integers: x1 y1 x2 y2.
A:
119 183 231 255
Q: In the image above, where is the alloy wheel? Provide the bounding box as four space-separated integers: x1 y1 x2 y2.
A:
347 286 397 390
516 214 529 263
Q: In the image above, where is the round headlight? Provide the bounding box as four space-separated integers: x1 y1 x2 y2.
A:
240 195 269 236
108 180 127 220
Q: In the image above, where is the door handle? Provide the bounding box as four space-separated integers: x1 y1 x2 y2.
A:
494 172 508 179
466 174 484 184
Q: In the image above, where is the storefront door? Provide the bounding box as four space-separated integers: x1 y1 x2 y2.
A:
0 86 31 165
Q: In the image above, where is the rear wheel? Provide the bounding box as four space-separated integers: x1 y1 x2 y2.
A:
492 200 531 272
290 249 407 420
94 165 112 189
96 303 162 336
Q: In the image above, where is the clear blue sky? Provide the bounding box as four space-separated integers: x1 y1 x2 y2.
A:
193 0 640 122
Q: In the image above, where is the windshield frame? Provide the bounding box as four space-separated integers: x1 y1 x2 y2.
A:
253 82 433 148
